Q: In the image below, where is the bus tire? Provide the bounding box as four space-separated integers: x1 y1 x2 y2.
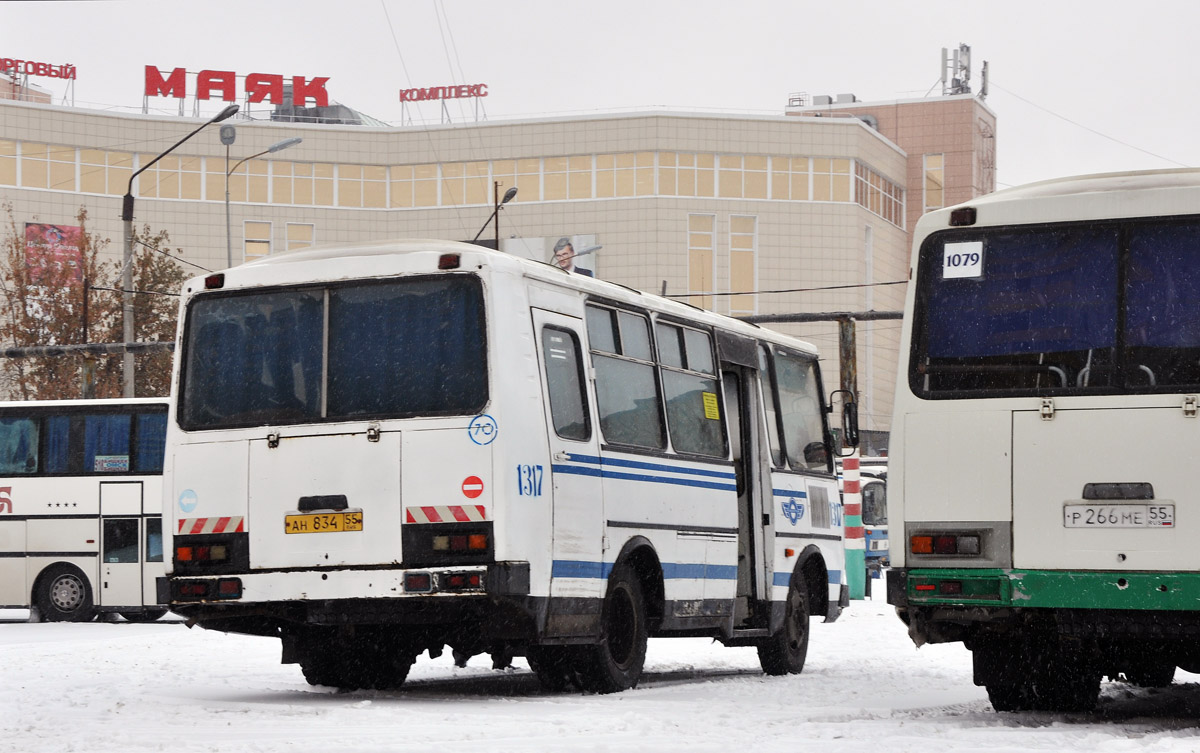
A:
526 645 578 692
578 563 647 693
120 609 168 623
758 574 810 676
35 564 95 622
1122 660 1175 688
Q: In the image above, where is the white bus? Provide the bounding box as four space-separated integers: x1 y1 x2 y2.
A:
887 168 1200 711
161 240 851 692
0 398 169 622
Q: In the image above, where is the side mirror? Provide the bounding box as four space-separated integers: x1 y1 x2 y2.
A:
829 389 859 455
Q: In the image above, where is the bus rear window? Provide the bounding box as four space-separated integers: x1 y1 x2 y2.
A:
181 276 487 429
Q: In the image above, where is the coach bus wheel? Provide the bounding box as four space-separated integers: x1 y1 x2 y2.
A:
758 575 810 676
36 565 95 622
120 609 168 623
578 563 647 693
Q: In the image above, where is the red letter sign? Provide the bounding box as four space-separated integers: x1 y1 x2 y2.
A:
145 66 186 98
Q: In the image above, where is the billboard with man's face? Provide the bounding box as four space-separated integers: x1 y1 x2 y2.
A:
501 234 599 277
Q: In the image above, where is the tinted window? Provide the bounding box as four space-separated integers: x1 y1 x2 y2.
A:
146 518 163 563
327 278 487 417
44 416 69 473
1125 222 1200 387
135 413 167 473
0 418 37 475
542 327 591 441
759 347 785 467
103 518 139 564
85 414 131 473
182 289 323 427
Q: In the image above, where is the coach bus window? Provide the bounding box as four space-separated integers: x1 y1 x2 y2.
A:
84 414 131 473
103 518 139 563
327 278 486 418
135 413 167 473
0 417 37 474
44 416 69 473
774 351 829 472
542 327 591 441
657 323 725 457
758 347 785 467
145 518 163 563
1125 222 1200 388
917 227 1118 395
587 305 665 449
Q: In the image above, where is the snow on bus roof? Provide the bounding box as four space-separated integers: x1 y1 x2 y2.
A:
223 239 819 357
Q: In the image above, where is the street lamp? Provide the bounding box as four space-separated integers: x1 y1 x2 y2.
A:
225 137 303 268
472 182 518 248
120 103 239 398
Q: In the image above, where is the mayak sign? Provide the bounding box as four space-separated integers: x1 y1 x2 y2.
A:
400 84 488 102
1 58 75 79
144 65 329 107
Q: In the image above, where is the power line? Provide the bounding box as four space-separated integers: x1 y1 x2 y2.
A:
134 238 212 272
992 81 1190 169
668 280 907 299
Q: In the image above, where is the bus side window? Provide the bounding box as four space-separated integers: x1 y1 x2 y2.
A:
44 416 70 473
135 413 167 473
542 326 591 441
758 346 785 467
587 305 665 449
103 518 139 563
657 323 725 457
84 414 132 474
773 351 829 473
0 417 39 475
145 518 164 563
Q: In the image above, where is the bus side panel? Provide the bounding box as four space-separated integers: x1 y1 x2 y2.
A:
0 519 27 606
770 473 844 604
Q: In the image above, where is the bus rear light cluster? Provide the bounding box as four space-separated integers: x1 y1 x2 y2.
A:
431 533 488 552
910 533 981 556
176 545 229 563
403 570 484 594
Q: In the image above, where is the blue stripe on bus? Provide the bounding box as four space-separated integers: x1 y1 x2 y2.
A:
552 464 737 492
773 570 843 587
552 560 738 580
564 453 737 481
771 489 809 498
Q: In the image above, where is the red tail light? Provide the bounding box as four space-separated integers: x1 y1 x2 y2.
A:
438 253 460 270
204 273 225 289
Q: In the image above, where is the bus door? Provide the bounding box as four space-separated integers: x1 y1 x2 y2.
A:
532 309 605 628
99 481 143 607
718 333 769 627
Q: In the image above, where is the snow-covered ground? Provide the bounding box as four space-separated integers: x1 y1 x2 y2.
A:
5 591 1200 753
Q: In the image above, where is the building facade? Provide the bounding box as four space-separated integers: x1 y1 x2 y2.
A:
0 93 993 440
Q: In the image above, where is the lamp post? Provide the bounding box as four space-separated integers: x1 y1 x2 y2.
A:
472 182 518 248
225 137 302 268
120 103 239 398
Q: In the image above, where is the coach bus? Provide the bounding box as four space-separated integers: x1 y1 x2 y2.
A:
887 168 1200 711
0 398 169 622
161 240 852 693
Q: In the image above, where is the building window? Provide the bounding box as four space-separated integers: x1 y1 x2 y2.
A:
771 157 810 201
855 162 905 228
491 159 539 203
924 153 944 212
286 223 315 251
243 221 271 261
688 214 715 311
670 153 715 198
0 140 15 186
812 158 851 202
729 215 757 316
441 161 489 206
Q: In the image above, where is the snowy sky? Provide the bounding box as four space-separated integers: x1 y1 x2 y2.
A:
3 0 1199 189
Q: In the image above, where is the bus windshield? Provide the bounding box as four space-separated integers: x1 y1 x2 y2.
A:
180 275 488 429
912 219 1200 397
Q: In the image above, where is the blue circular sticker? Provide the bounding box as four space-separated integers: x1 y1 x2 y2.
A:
468 414 499 446
178 489 198 513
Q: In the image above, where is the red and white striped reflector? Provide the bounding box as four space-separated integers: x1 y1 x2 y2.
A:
405 505 487 524
178 516 245 535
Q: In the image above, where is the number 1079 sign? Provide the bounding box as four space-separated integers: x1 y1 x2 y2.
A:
943 241 984 279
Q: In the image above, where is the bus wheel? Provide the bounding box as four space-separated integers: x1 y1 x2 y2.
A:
120 609 168 623
527 646 578 692
1122 660 1176 688
578 563 647 693
36 565 95 622
758 575 810 676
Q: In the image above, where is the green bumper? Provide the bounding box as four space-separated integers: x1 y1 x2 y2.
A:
902 568 1200 611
